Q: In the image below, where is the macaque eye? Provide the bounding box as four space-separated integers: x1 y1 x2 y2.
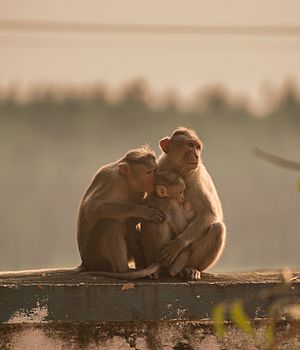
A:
188 142 194 148
146 170 153 176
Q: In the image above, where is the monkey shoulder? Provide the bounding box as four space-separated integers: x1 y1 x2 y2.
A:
84 165 114 193
182 168 211 212
94 163 119 184
185 165 223 218
81 165 128 215
96 165 127 195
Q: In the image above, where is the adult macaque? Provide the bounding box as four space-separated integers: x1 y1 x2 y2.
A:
157 127 226 280
1 147 164 280
1 147 190 281
77 146 165 273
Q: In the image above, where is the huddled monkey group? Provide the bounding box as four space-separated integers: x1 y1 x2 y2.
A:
77 127 226 281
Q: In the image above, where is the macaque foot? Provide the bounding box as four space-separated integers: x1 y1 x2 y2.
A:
149 271 160 280
179 267 201 281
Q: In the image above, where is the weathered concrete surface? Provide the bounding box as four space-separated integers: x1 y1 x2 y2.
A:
0 270 299 349
1 321 300 349
0 271 299 322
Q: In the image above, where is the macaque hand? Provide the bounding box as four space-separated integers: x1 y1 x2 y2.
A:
139 206 165 223
159 237 185 266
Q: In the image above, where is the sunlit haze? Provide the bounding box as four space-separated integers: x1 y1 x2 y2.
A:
1 0 300 106
0 1 299 273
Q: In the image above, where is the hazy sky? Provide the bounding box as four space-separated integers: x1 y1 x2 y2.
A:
1 0 300 104
2 0 300 25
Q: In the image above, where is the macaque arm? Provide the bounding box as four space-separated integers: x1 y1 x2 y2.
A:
177 189 219 246
159 191 218 264
85 200 146 223
159 210 217 266
84 194 164 225
177 211 216 247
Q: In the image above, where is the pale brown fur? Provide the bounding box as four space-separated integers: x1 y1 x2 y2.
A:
3 148 179 281
77 146 164 274
141 171 191 279
1 147 163 280
77 170 190 280
157 127 226 280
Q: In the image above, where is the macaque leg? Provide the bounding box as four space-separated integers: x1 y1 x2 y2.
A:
125 219 147 269
89 220 129 272
142 222 172 264
168 247 190 276
141 222 173 279
186 222 226 278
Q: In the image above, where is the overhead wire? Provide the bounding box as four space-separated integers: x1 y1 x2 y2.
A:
0 20 300 36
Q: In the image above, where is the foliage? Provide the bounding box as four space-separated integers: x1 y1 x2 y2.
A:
230 300 255 336
213 303 226 337
213 300 254 338
212 270 300 349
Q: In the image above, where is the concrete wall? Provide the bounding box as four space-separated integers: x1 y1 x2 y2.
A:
0 271 299 349
1 321 300 349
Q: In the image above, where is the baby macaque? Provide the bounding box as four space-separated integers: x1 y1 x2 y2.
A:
141 171 193 278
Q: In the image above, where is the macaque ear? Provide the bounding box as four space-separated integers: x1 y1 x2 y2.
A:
118 162 130 175
156 185 168 198
199 140 203 150
159 137 171 153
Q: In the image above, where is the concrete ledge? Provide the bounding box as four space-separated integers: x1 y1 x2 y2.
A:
0 271 299 323
0 270 299 349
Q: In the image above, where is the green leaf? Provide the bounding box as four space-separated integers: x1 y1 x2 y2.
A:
213 303 226 337
230 300 255 336
265 321 274 345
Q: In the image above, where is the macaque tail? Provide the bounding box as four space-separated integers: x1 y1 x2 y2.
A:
90 262 161 280
0 265 84 279
0 263 161 281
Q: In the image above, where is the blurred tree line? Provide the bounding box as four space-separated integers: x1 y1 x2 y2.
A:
0 80 299 271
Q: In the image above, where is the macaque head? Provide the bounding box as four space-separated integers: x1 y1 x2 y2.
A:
155 171 186 204
159 127 202 174
119 146 157 193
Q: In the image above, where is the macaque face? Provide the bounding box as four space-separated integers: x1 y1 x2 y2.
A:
179 137 202 171
160 132 202 174
129 162 157 193
166 182 186 204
